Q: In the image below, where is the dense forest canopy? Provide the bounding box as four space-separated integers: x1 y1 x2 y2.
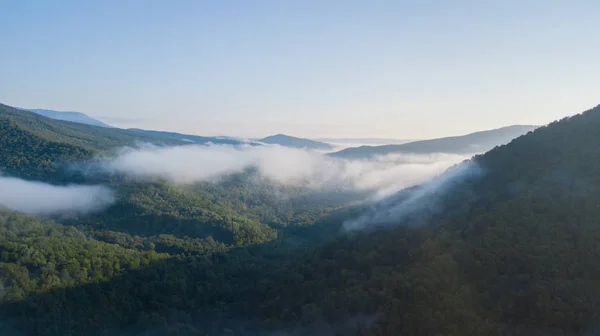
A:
2 103 600 335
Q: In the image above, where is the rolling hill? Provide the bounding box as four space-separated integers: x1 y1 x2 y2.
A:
329 125 538 159
0 103 184 152
258 134 334 150
26 108 113 128
2 104 600 335
315 137 415 145
20 104 261 147
127 128 251 146
0 103 190 181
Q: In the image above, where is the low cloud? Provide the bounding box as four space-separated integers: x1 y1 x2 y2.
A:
0 176 114 215
343 160 483 230
100 144 470 199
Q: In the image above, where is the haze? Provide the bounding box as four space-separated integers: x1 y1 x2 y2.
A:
2 1 599 138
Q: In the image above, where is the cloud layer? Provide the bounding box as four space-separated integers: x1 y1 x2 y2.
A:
0 176 114 215
101 144 470 199
342 160 483 230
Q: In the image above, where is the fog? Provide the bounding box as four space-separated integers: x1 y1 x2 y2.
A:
343 160 483 230
101 144 470 199
0 176 114 215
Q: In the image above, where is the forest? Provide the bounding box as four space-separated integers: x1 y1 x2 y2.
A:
2 103 600 335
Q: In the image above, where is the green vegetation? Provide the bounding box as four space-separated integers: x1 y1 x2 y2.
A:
0 103 184 152
259 105 600 335
3 103 600 335
0 118 93 181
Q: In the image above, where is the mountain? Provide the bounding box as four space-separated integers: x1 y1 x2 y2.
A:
0 102 359 334
315 137 415 145
258 134 334 150
3 102 600 335
127 128 252 146
22 106 261 147
0 103 341 247
257 105 600 334
0 103 188 180
329 125 538 159
1 104 184 151
26 108 113 128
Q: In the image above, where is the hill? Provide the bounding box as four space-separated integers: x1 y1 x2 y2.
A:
127 128 251 146
21 105 262 147
1 103 353 247
0 103 189 181
258 134 333 150
3 103 600 335
258 105 600 334
315 137 415 145
0 104 184 152
26 108 112 128
329 125 538 159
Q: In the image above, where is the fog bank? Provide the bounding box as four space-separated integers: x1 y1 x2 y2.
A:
343 160 483 230
0 176 114 215
101 144 470 199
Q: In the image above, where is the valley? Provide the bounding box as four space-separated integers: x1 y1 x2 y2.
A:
1 101 600 335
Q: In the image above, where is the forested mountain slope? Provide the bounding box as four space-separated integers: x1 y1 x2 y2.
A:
259 104 600 334
0 117 93 181
0 104 184 152
0 104 352 253
3 104 600 335
0 104 361 336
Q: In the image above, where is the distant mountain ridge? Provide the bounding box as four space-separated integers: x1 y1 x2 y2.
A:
1 104 184 151
315 138 415 145
20 106 255 147
258 134 333 150
25 108 112 128
127 129 252 146
329 125 538 159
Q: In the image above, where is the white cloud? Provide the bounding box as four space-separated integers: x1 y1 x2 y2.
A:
343 160 482 231
0 176 114 215
101 144 470 199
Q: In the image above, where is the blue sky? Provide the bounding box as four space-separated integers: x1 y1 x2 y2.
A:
1 1 599 138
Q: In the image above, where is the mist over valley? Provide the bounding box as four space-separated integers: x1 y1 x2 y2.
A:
2 2 600 334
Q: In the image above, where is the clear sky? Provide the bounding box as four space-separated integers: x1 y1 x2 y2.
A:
1 1 599 139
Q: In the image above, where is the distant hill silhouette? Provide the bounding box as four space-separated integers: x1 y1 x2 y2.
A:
329 125 538 159
315 137 415 145
25 108 112 128
127 129 253 146
258 134 333 150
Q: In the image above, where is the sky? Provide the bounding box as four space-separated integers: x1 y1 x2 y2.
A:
1 0 599 139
